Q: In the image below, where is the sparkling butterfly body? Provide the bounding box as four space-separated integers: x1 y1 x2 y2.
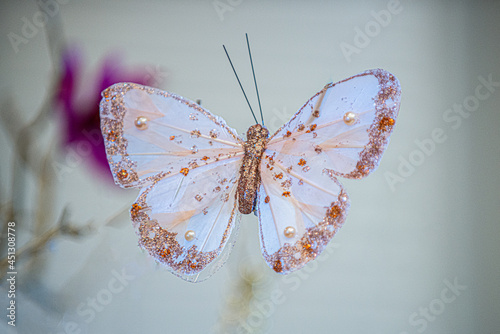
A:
99 69 401 282
237 124 269 214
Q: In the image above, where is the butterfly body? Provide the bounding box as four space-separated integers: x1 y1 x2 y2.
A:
99 69 401 282
237 124 269 214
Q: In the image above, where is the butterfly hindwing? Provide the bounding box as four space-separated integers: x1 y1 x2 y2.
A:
257 154 350 274
131 157 241 281
258 69 400 273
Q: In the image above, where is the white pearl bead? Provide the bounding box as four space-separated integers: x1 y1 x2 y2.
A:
284 226 296 238
184 230 196 241
134 116 149 130
343 112 356 125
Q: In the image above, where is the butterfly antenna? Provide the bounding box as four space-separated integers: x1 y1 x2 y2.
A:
223 45 259 125
245 33 264 126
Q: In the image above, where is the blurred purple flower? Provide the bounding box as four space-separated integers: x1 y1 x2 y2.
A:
55 45 160 180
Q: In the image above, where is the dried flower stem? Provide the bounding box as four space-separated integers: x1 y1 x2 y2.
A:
0 208 93 279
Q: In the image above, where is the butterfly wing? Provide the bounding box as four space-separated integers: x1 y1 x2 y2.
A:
100 83 244 281
258 69 401 274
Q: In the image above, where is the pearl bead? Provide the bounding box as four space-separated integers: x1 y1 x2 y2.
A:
343 112 356 125
284 226 296 238
184 230 196 241
134 116 149 130
340 194 348 202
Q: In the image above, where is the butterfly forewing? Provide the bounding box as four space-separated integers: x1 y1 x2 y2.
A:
100 83 244 188
99 83 245 281
267 69 401 179
258 69 400 273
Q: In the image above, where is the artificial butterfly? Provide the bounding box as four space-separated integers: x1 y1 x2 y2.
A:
100 60 400 282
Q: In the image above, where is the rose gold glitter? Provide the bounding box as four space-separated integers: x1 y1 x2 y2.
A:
130 203 141 219
264 196 270 203
237 124 269 214
298 158 306 166
170 135 175 140
327 204 341 218
306 124 317 133
378 116 395 131
180 168 189 176
190 129 201 138
107 130 117 142
117 169 128 180
281 179 291 188
273 259 283 273
282 191 291 197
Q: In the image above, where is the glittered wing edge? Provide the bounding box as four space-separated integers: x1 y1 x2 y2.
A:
99 82 245 189
267 69 401 179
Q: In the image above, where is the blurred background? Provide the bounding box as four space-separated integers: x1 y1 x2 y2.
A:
1 0 499 333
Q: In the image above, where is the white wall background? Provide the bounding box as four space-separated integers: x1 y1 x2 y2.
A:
1 0 499 333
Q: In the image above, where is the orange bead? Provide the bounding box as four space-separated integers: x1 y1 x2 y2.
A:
117 169 128 180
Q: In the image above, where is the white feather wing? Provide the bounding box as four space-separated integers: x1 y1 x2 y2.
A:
99 83 244 281
258 69 401 274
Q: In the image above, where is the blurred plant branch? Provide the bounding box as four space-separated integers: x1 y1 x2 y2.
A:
0 208 94 279
0 0 101 284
